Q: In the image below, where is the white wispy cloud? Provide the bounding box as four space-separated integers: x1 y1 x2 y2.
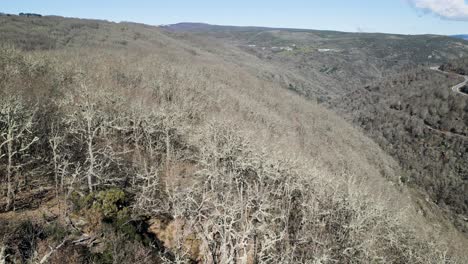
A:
408 0 468 20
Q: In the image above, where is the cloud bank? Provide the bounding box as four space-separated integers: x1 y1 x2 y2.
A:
408 0 468 21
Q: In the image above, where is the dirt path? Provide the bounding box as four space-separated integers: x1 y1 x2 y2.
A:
424 122 468 140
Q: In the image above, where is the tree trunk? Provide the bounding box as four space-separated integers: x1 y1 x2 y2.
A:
165 128 171 178
6 126 14 211
87 118 94 193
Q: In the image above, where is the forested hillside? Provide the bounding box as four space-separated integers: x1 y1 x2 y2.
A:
440 57 468 75
0 15 467 263
329 68 468 227
165 23 468 230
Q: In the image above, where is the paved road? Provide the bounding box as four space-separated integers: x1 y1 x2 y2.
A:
430 66 468 96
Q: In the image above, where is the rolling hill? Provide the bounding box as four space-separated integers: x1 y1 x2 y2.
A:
163 23 468 100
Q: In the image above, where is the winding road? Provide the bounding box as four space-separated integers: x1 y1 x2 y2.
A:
430 66 468 96
426 66 468 139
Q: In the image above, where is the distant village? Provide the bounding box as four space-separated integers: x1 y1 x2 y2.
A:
245 44 295 52
244 43 340 53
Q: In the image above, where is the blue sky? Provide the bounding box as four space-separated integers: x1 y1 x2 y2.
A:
2 0 468 35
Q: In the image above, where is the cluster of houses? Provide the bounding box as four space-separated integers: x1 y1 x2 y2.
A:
246 44 341 53
246 44 296 52
318 48 338 52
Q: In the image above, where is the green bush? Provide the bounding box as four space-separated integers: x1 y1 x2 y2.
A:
92 188 127 218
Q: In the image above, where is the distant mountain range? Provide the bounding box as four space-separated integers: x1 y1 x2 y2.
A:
451 34 468 40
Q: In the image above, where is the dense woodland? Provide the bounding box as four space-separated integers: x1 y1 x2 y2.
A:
440 57 468 75
172 27 468 219
329 68 468 224
1 16 468 263
0 44 450 264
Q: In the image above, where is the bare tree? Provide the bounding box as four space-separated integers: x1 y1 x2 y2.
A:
49 122 64 197
0 95 38 211
65 81 119 193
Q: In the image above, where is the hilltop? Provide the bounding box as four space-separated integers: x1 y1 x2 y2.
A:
452 34 468 41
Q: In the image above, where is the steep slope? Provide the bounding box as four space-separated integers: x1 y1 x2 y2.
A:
0 15 467 262
329 67 468 225
162 23 468 226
